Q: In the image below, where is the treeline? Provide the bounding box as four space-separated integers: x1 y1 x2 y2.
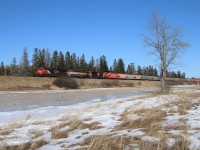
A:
0 48 186 78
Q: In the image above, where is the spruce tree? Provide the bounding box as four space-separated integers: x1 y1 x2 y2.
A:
112 59 118 73
45 49 51 68
88 56 95 71
117 58 125 73
137 65 142 75
58 51 65 69
50 50 59 69
0 62 5 76
70 53 77 70
32 48 39 69
65 51 71 70
99 55 108 72
80 54 87 71
10 57 18 76
20 47 30 76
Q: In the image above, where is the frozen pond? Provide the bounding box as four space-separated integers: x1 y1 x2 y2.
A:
0 87 154 124
0 87 153 112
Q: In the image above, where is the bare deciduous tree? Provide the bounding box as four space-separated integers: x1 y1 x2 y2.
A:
143 13 189 92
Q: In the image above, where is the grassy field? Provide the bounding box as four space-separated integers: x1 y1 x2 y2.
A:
0 76 159 91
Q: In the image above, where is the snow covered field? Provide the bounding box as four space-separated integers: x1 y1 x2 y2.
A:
0 85 200 150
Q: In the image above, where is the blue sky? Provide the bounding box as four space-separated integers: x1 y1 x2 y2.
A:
0 0 199 78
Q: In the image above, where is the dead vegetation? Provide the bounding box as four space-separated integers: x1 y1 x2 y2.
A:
0 76 159 90
0 139 48 150
52 77 79 89
114 107 167 132
80 122 103 130
50 120 82 139
77 134 190 150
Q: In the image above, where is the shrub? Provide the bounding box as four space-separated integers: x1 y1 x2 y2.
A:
53 77 79 89
124 82 135 87
100 80 120 87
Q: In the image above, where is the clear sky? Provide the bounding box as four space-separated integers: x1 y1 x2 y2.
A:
0 0 199 78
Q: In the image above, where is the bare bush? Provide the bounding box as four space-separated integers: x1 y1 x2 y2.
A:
124 81 135 87
52 77 79 89
100 80 120 87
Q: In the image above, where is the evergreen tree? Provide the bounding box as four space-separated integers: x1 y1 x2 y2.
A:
80 54 87 71
65 51 71 70
45 49 51 68
0 61 5 76
38 49 45 67
182 72 186 79
137 65 142 75
177 71 181 78
10 57 18 76
32 48 39 69
95 58 100 72
112 59 118 73
88 56 95 71
20 47 30 76
153 68 158 76
58 51 65 69
99 55 108 72
126 63 135 75
117 58 125 73
141 67 148 76
76 56 80 70
50 50 59 69
4 66 10 76
70 53 77 70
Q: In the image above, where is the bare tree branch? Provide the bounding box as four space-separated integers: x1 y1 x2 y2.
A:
142 13 189 92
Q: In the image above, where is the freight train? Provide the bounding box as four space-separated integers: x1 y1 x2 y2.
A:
36 67 187 82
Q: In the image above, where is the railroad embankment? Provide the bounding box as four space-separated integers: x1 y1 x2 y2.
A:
0 76 159 91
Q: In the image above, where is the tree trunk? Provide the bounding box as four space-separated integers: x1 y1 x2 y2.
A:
161 67 166 92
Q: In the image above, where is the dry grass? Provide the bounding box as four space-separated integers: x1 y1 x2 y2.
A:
0 76 159 90
51 129 69 139
80 135 133 150
80 122 103 130
50 120 82 139
78 134 190 150
28 129 45 139
114 107 167 133
0 142 32 150
0 129 13 136
30 139 48 149
0 139 48 150
138 136 190 150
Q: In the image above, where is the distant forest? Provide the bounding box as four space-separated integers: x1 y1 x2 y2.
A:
0 48 186 78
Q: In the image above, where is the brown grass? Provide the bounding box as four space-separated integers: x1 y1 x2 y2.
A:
78 134 190 150
28 129 45 139
30 139 48 149
50 120 82 139
114 107 167 133
0 129 13 136
80 122 103 130
0 76 159 91
0 139 48 150
80 135 133 150
138 137 190 150
0 141 32 150
51 130 69 139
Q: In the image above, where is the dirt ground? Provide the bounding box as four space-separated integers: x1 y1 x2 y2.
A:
0 76 160 91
